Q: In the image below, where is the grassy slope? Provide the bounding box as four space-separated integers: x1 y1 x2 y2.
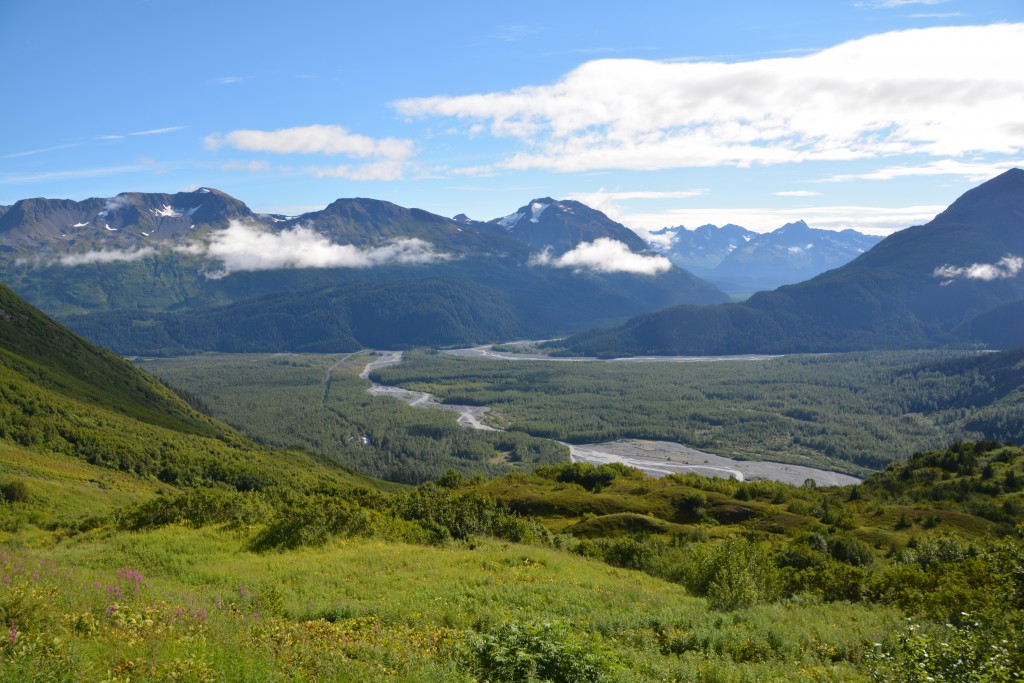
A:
1 525 900 682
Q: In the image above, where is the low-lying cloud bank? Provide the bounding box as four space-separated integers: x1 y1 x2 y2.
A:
50 221 449 275
934 255 1024 283
530 238 672 275
58 247 155 266
202 221 448 275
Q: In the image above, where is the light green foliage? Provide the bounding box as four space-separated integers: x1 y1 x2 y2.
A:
869 617 1023 682
682 537 782 611
466 620 611 683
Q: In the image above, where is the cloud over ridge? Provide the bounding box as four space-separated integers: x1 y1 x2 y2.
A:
199 221 448 275
530 238 672 275
57 248 156 266
934 255 1024 283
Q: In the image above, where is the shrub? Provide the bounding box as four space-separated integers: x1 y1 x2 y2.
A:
683 537 781 611
250 498 376 551
0 478 30 503
869 617 1023 683
466 621 610 683
828 534 875 566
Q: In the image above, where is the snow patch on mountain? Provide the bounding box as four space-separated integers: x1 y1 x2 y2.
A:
498 211 523 229
529 201 551 223
154 204 182 218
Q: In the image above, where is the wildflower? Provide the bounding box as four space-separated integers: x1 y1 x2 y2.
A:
7 624 17 647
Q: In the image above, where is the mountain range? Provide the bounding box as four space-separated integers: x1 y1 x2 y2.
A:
557 168 1024 356
651 221 883 297
0 190 727 354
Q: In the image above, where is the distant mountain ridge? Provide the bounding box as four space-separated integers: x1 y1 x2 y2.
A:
0 188 253 256
556 169 1024 356
0 188 728 354
650 220 882 296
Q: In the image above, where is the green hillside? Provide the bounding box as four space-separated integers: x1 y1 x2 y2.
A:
1 284 1023 681
0 282 389 497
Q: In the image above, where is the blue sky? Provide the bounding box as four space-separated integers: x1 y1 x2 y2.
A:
2 0 1022 237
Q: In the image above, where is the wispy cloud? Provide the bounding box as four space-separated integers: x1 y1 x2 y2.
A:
565 189 710 226
774 190 822 197
193 221 449 275
216 76 244 85
0 165 150 185
220 160 273 173
856 0 947 7
396 24 1024 174
934 255 1024 283
205 124 414 181
58 247 155 266
205 124 413 159
530 238 672 275
98 126 185 141
1 143 80 159
820 159 1024 183
490 24 544 42
304 160 406 181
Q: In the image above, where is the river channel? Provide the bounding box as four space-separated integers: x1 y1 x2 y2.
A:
361 349 862 487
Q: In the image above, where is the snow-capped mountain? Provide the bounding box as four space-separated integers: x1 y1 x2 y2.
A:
0 188 729 354
0 188 253 257
650 220 882 296
487 197 651 255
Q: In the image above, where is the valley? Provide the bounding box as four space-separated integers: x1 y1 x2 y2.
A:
2 219 1023 680
5 7 1024 681
361 347 861 485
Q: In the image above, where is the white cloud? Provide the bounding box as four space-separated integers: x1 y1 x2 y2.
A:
0 143 80 159
859 0 946 7
934 255 1024 283
205 124 413 160
0 165 149 184
774 190 821 197
304 160 407 181
530 238 672 275
569 188 712 228
220 160 273 173
98 126 184 141
395 24 1024 173
58 248 155 266
820 159 1024 183
104 195 132 211
195 220 448 275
